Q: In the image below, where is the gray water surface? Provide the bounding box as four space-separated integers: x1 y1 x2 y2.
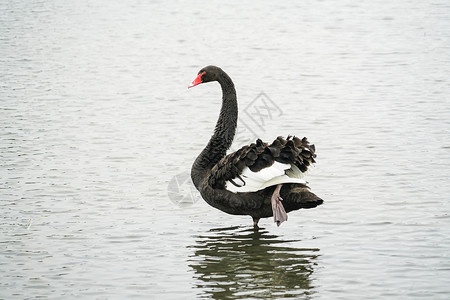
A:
1 0 450 299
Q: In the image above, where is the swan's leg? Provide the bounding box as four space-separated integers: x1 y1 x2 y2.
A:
271 184 288 226
252 217 260 228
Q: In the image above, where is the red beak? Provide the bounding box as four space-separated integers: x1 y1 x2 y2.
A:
188 72 205 88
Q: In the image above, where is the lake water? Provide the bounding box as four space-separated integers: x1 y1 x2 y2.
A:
1 0 450 299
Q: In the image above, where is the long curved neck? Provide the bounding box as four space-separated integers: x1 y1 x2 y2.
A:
192 71 237 184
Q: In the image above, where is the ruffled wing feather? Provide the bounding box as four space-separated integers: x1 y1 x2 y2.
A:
209 136 316 193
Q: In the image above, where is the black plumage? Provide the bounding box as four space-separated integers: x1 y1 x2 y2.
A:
189 66 323 226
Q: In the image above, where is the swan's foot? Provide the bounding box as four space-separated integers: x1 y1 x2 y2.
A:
252 217 260 228
271 184 288 226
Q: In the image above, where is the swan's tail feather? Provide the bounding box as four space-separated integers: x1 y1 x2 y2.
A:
281 183 324 211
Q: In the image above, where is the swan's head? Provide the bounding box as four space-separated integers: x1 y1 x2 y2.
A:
188 65 222 88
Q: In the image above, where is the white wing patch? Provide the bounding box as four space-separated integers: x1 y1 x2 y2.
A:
225 161 307 193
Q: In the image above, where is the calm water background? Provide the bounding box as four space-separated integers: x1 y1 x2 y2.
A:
1 0 450 299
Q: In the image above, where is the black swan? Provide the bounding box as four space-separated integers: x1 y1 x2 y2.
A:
188 66 323 227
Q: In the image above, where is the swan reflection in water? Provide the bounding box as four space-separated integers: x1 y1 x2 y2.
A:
188 226 320 299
